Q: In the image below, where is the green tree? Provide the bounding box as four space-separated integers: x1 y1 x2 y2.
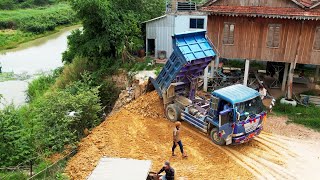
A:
63 0 165 63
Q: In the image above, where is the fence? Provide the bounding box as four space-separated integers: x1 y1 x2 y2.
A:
0 149 76 180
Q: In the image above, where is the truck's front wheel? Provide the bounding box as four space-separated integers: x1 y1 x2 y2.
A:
166 104 180 122
210 128 226 146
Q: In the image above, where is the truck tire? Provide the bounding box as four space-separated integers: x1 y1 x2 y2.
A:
210 128 226 146
166 104 180 122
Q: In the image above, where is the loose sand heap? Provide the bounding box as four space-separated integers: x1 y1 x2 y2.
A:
66 92 253 179
66 91 320 180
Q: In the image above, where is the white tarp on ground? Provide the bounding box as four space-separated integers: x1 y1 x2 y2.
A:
87 157 152 180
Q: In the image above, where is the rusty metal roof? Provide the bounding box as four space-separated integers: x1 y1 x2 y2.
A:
203 0 320 9
202 5 320 20
295 0 320 8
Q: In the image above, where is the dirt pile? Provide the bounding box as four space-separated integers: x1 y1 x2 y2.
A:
124 91 165 119
65 91 253 179
66 91 320 180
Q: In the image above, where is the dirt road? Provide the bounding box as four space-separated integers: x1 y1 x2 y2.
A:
66 91 320 180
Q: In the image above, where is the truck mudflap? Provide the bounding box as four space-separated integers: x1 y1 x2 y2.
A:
219 123 234 145
232 126 263 145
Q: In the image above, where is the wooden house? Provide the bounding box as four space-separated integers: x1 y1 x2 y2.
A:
202 0 320 97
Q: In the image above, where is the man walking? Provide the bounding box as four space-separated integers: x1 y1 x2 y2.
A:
172 121 187 158
156 161 175 180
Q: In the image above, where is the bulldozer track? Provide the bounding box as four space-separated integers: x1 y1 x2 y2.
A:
182 124 298 180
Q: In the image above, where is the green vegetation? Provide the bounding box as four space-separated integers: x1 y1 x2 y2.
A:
0 72 15 82
0 0 67 10
27 68 62 102
0 3 76 50
63 0 165 63
0 171 28 180
0 72 103 167
273 96 320 131
0 0 165 177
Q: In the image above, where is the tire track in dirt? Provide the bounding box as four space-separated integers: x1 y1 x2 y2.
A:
182 123 297 180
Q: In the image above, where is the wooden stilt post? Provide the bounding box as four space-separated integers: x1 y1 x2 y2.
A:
203 66 208 92
281 63 289 92
287 62 295 100
315 65 319 82
243 59 250 86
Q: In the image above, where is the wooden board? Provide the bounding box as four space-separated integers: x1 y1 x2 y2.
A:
207 15 320 65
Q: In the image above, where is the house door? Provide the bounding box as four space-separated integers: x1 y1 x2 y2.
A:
147 39 155 56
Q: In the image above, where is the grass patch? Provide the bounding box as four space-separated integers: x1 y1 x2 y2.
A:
0 171 28 180
121 57 164 73
0 3 76 50
273 100 320 131
0 72 15 82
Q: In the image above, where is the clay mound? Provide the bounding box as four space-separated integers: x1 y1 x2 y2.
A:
65 91 253 180
124 91 165 119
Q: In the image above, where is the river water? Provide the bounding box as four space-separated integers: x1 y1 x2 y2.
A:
0 25 80 108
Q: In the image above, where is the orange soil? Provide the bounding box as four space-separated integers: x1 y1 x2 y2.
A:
66 91 320 179
65 92 253 179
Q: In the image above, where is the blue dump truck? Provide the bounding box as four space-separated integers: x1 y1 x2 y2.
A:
150 31 267 145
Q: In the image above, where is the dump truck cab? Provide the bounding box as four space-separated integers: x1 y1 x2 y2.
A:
150 30 267 145
208 84 266 145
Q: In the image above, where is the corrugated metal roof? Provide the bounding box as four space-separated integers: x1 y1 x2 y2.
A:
202 5 320 19
174 30 216 61
212 84 260 104
87 157 152 180
143 15 167 24
295 0 320 8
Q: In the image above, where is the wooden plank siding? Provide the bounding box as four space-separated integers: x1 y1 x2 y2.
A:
207 15 320 65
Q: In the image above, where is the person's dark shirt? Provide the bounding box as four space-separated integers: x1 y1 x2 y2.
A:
157 166 175 180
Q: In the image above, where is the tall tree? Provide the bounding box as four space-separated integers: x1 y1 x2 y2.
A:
63 0 166 63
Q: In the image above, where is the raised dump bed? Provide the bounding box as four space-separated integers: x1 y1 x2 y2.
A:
150 31 216 100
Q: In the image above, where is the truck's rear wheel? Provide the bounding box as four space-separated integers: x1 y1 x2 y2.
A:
166 104 180 122
210 128 226 146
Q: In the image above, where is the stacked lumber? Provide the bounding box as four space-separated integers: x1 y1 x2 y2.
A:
300 94 320 107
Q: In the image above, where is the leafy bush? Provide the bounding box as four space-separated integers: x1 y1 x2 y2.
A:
0 3 76 33
32 76 102 151
0 0 58 10
0 104 34 166
27 69 62 102
0 0 15 10
63 0 165 62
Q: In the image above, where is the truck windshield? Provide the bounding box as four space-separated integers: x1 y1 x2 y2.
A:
235 96 265 115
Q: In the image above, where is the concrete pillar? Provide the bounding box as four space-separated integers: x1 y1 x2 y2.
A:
287 62 295 100
210 61 214 78
243 60 250 86
203 66 208 92
215 56 220 71
281 63 289 92
315 65 319 82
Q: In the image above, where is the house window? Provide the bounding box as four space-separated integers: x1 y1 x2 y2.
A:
223 23 235 45
313 27 320 50
190 18 204 29
267 24 281 48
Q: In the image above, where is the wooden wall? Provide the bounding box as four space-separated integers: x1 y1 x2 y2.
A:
207 15 320 65
212 0 298 8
